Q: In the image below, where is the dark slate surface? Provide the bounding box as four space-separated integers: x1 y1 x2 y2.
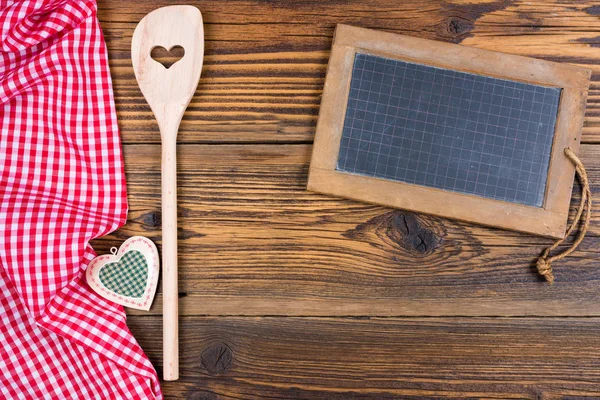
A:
336 53 561 207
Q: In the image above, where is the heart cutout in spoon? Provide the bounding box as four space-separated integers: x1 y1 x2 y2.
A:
150 45 185 69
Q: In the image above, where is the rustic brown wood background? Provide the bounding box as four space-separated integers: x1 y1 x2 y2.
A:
95 0 600 398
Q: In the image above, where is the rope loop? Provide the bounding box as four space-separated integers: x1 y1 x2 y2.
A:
536 148 592 284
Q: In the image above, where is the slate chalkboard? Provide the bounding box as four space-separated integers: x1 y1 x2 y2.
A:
309 25 590 238
336 53 561 207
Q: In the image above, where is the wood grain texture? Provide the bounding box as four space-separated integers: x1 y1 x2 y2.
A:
98 0 600 144
127 316 600 399
95 0 600 397
91 143 600 317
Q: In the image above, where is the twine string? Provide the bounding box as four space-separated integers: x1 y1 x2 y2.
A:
536 148 592 284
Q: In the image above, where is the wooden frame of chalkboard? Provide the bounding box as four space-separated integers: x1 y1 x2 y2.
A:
308 24 591 239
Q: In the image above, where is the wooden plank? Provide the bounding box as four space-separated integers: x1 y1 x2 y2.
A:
97 0 600 144
127 316 600 399
91 144 600 317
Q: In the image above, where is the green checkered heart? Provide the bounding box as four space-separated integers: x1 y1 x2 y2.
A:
99 250 148 298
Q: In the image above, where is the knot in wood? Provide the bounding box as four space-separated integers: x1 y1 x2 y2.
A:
343 211 441 256
142 211 161 228
447 17 472 37
201 342 233 375
390 212 439 255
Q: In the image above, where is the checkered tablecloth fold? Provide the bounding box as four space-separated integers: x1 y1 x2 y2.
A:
0 0 162 398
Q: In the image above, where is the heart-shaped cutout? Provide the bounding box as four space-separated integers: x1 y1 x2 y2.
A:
150 45 185 69
86 237 159 311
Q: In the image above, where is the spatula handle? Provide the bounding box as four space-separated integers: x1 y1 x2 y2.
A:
162 136 178 381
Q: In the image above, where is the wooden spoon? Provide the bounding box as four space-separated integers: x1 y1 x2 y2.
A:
132 5 204 381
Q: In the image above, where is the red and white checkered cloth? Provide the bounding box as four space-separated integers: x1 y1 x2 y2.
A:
0 0 162 398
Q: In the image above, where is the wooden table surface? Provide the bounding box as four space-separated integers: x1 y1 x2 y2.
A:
95 1 600 398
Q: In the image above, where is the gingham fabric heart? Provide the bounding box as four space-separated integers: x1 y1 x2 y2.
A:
87 237 159 311
99 250 149 298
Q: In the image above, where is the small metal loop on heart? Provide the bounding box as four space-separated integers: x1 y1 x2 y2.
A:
150 45 185 69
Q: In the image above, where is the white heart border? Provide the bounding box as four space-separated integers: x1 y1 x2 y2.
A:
86 236 159 311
